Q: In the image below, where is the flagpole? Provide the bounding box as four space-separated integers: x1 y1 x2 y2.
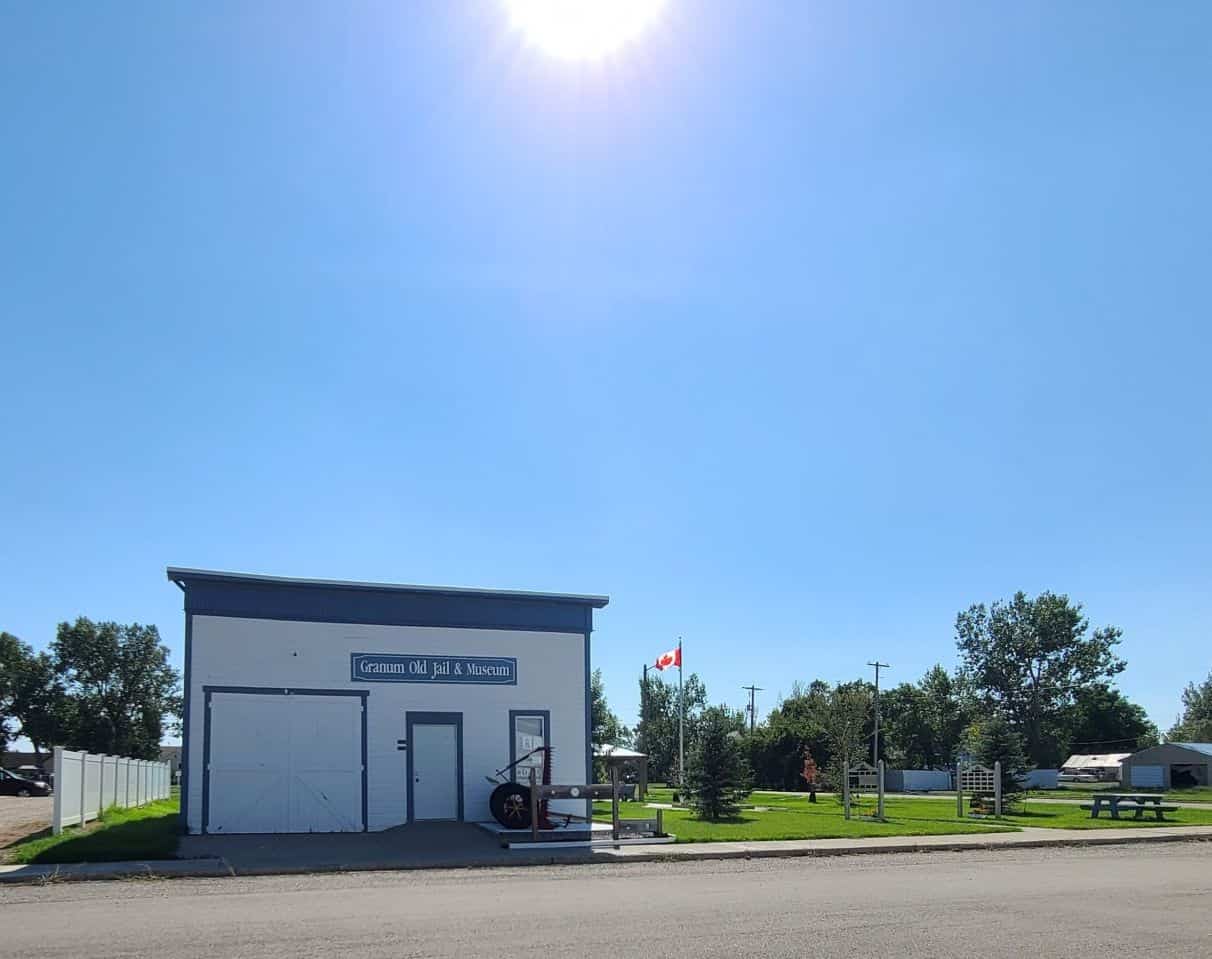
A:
678 637 684 789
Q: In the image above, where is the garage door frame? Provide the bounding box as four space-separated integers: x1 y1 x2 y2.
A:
201 685 369 835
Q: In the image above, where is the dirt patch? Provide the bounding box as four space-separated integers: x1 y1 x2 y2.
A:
0 797 53 853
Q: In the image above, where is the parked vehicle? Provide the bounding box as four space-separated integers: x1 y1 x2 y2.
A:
13 765 52 788
1058 771 1101 784
0 768 52 797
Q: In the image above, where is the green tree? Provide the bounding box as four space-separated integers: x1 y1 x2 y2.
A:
956 591 1126 766
686 706 751 821
1062 685 1158 754
963 711 1029 804
1168 671 1212 742
636 671 708 782
53 619 181 758
746 680 831 789
820 681 872 788
879 670 975 769
590 668 631 779
0 631 21 757
1 633 73 760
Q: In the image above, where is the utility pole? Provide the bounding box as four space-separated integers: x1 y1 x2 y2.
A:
741 684 763 733
868 660 889 767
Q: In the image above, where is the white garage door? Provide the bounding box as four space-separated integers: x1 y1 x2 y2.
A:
1129 764 1164 788
206 691 364 834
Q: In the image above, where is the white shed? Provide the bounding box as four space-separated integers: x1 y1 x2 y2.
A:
1059 753 1131 783
169 567 607 835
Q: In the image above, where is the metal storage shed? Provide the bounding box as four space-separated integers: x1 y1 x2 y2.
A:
1119 743 1212 789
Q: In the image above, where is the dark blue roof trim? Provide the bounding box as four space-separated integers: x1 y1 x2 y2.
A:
168 567 607 634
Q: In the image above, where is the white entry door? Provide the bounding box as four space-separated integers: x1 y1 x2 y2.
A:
411 723 460 821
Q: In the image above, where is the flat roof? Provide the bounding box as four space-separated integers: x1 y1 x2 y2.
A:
166 566 609 608
1061 753 1131 768
594 745 647 758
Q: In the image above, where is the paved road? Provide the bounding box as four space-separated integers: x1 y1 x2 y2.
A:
2 843 1210 958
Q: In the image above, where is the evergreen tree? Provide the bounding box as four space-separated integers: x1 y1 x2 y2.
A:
686 706 751 821
964 712 1029 804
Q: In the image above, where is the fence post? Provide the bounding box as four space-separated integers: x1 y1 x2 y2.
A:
956 763 964 818
52 747 64 835
994 761 1003 817
79 751 88 826
611 764 621 842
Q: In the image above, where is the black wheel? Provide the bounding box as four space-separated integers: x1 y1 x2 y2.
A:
490 782 531 829
16 788 31 798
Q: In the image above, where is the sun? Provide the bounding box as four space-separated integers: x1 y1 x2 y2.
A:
503 0 667 61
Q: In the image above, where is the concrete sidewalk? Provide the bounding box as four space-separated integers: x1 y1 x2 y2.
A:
2 823 1211 885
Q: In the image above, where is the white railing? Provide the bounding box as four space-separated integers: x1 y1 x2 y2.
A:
51 747 172 835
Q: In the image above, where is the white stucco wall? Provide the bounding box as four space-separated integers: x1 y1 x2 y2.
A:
185 615 587 834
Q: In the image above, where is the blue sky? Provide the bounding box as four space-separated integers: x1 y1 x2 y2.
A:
3 2 1209 742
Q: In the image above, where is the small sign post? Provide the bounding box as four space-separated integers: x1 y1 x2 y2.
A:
529 767 539 843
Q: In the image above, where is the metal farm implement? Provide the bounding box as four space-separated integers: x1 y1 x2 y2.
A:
485 746 664 843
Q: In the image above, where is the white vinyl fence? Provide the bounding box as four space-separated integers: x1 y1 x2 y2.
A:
898 769 953 792
1020 768 1060 790
51 747 172 835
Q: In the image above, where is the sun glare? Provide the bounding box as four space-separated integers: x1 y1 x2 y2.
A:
504 0 667 61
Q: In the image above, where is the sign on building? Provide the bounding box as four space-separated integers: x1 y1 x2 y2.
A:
351 653 518 685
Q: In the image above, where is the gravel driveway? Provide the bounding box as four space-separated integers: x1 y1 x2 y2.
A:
0 797 53 851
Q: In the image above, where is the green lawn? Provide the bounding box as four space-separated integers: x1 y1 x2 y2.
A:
597 796 1015 842
1026 785 1212 803
596 789 1212 842
6 795 180 864
1005 801 1212 830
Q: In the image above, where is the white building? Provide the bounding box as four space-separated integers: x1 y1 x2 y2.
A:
169 567 607 835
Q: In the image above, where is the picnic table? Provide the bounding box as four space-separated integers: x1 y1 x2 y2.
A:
1081 793 1178 821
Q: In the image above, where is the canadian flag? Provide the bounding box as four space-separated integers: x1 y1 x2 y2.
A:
654 646 681 671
